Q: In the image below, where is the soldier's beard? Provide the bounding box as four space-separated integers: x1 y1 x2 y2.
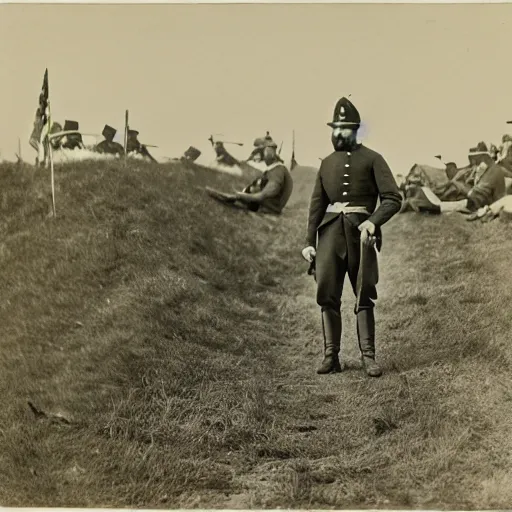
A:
332 135 358 151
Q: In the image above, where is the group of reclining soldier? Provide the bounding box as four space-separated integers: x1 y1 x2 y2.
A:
49 121 157 162
402 140 512 220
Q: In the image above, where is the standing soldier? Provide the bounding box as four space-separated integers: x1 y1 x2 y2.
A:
302 97 402 377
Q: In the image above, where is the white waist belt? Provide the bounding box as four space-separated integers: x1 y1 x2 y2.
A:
326 202 370 215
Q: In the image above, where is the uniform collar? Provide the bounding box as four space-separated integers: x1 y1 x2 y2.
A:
264 161 284 171
336 142 363 153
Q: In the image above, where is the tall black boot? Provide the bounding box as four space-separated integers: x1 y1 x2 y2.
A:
356 308 383 377
317 309 342 374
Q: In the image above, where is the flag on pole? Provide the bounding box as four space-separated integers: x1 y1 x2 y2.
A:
28 69 56 215
29 69 50 165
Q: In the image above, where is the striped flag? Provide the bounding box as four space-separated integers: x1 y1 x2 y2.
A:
29 69 50 163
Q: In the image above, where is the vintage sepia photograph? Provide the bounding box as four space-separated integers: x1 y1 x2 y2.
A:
0 1 511 509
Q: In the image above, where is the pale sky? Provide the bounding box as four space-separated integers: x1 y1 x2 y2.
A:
1 3 512 173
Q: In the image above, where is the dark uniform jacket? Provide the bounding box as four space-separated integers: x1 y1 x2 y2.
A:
61 134 84 151
242 162 293 214
260 163 294 214
306 144 402 249
467 163 506 211
127 139 157 162
95 140 125 156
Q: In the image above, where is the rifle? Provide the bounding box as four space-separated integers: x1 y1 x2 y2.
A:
48 130 99 140
208 135 244 146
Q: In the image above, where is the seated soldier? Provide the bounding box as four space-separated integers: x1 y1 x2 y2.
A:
497 134 512 164
246 131 285 164
439 157 506 215
127 129 141 153
247 137 266 162
433 144 494 201
402 149 506 215
445 162 459 180
61 120 85 150
432 168 472 201
264 132 286 163
489 144 499 162
207 139 294 215
465 159 506 211
127 129 157 162
95 125 125 156
212 141 239 167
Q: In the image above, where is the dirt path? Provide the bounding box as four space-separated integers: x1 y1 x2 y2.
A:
220 211 512 509
220 219 398 508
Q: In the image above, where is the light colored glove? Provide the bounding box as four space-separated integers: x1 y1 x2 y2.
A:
358 220 376 236
358 220 377 247
302 246 316 262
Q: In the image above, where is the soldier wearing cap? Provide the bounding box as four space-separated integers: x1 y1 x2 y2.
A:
302 97 402 377
213 140 239 167
247 131 285 165
235 138 293 213
464 145 506 214
95 125 125 156
127 129 157 162
207 138 294 214
127 129 142 154
247 136 266 163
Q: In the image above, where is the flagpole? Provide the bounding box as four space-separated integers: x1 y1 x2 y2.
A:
47 99 56 218
124 109 129 156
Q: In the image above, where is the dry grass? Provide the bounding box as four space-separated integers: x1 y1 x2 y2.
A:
0 159 510 508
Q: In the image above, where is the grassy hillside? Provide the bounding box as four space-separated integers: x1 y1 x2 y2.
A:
0 159 510 508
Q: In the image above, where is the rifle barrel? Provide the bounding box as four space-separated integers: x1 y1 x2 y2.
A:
48 130 100 140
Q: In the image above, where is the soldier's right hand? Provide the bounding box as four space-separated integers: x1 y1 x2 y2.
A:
302 246 316 262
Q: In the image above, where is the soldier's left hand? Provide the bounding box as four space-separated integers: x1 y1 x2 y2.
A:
358 220 376 236
359 221 377 247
